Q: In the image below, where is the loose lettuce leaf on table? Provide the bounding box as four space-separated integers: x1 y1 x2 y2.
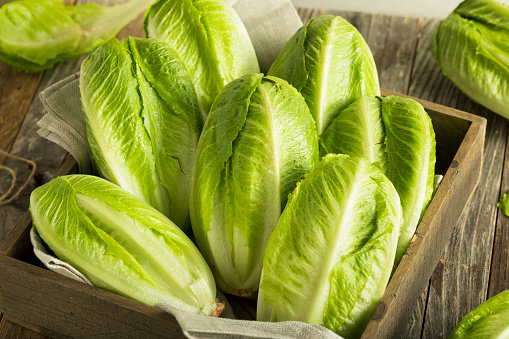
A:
322 95 436 266
497 192 509 216
431 0 509 119
448 289 509 338
257 154 402 338
30 175 220 316
268 15 380 136
0 0 154 72
80 37 202 232
144 0 259 118
190 73 319 298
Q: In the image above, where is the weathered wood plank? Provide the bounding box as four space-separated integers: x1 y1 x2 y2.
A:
368 15 420 92
324 10 372 38
407 18 461 107
488 129 509 298
423 98 505 338
0 315 49 339
296 7 323 24
407 17 507 339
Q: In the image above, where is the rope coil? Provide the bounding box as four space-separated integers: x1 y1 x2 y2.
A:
0 149 36 205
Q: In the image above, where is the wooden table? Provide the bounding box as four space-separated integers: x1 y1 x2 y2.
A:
0 2 507 338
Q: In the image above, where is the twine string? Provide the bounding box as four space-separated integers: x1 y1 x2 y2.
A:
0 150 37 205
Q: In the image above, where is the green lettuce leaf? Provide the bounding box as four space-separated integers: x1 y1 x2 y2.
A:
497 192 509 216
382 96 436 265
431 0 509 119
268 15 380 135
448 289 509 338
190 73 319 297
0 0 153 72
144 0 259 117
30 175 218 315
80 37 201 231
257 154 402 338
322 95 436 266
320 96 386 168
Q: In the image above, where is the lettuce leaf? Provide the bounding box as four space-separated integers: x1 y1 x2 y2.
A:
0 0 153 71
30 175 218 315
144 0 259 117
268 15 380 135
190 73 319 297
80 37 201 231
257 154 401 338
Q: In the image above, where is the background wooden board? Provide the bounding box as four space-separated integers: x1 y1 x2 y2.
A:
0 3 506 338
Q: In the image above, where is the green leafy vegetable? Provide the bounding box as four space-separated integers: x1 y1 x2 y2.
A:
382 96 436 265
257 154 402 338
268 15 380 135
497 192 509 216
30 175 220 316
321 96 386 168
190 73 319 297
431 0 509 119
80 37 202 232
144 0 260 117
322 95 436 266
0 0 154 72
448 289 509 338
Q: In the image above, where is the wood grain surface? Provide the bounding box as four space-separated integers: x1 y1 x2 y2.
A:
0 3 506 339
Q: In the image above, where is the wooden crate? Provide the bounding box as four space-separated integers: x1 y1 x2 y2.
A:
0 91 486 338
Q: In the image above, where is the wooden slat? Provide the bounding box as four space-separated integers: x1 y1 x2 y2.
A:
488 129 509 298
408 17 508 339
296 7 323 24
0 315 50 339
324 10 372 38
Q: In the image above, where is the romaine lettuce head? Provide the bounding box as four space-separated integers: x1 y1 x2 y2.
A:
144 0 260 118
257 154 402 338
29 175 219 316
80 37 202 232
321 96 386 168
431 0 509 119
268 15 380 136
321 95 436 266
190 73 319 298
448 289 509 338
382 96 436 265
0 0 153 72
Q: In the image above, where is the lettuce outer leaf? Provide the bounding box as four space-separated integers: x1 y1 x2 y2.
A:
321 96 386 169
80 37 201 231
497 192 509 217
144 0 259 117
382 96 436 265
448 289 509 338
0 0 153 72
190 73 319 297
268 15 380 136
30 175 217 315
257 154 402 338
322 95 436 266
431 0 509 119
